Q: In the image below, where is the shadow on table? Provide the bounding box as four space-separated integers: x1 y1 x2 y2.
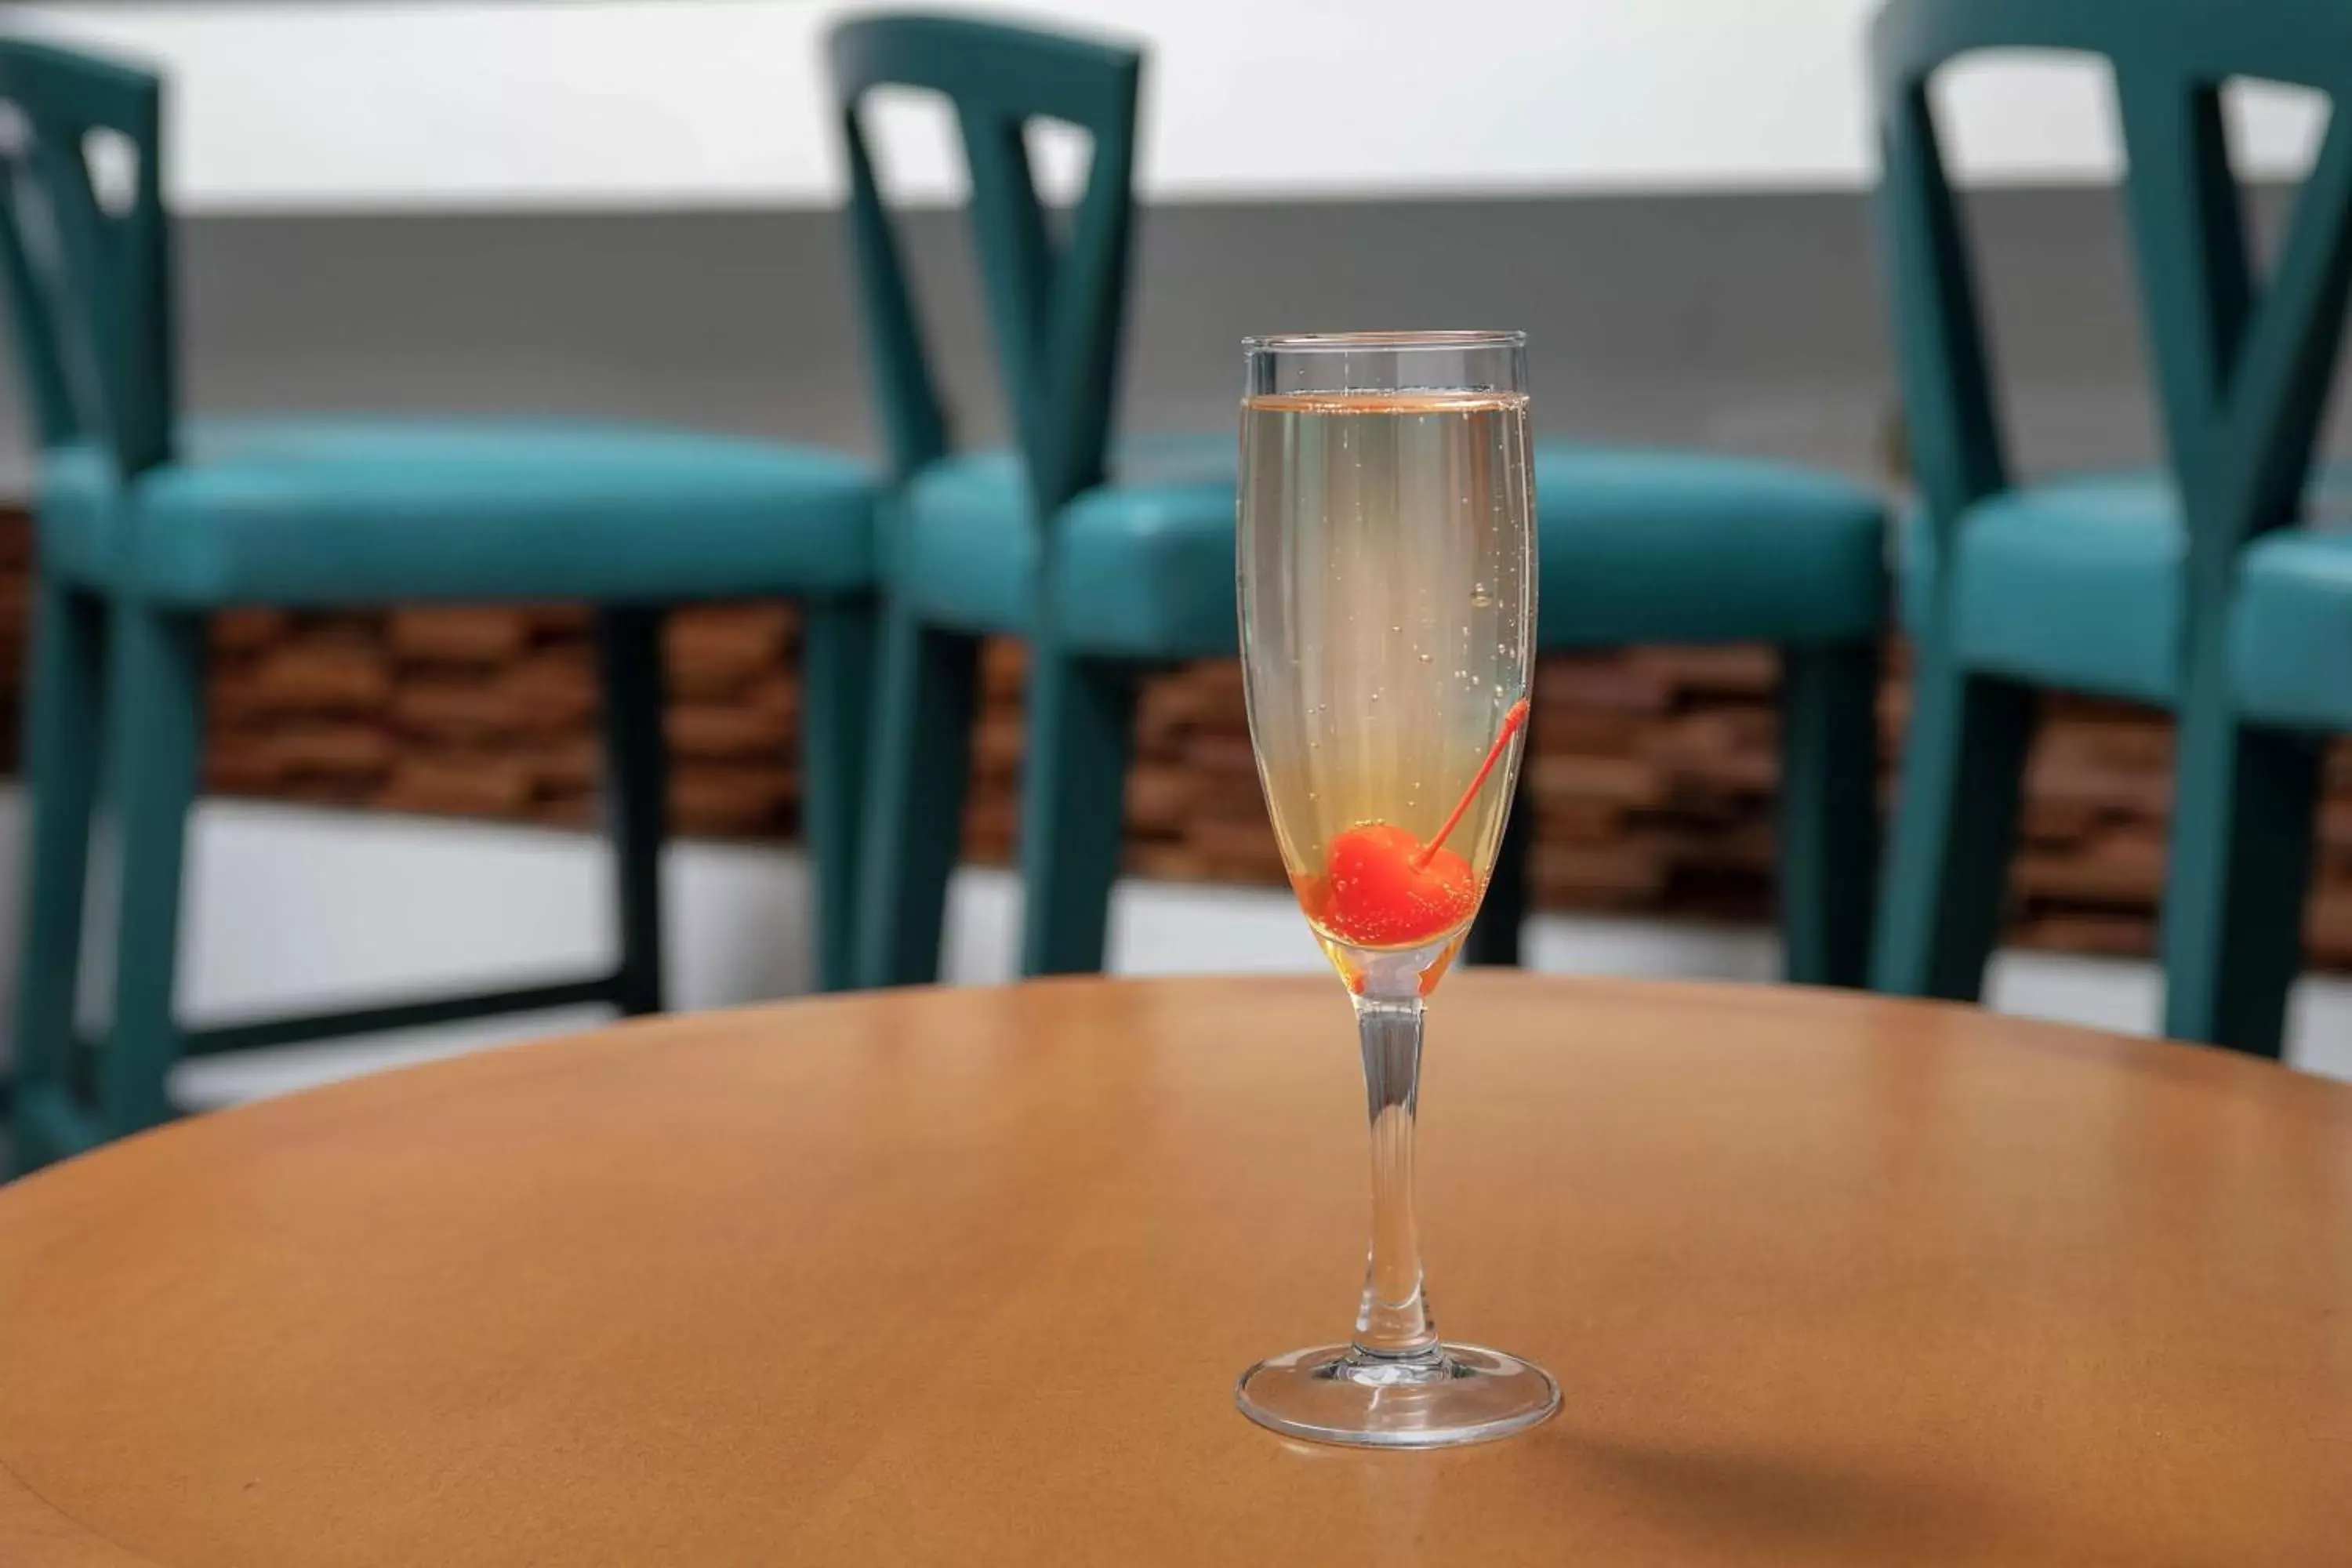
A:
1556 1433 2018 1560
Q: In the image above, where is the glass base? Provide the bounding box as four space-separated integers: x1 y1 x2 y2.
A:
1235 1342 1559 1449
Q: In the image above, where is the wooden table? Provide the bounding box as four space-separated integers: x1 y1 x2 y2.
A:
2 975 2348 1565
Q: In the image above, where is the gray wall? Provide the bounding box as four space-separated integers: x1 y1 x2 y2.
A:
2 186 2247 491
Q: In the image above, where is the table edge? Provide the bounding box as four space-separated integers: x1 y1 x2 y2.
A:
9 973 2332 1207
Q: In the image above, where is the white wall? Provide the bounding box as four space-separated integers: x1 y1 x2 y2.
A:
13 1 2329 215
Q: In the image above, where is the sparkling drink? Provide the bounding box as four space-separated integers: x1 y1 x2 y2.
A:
1240 388 1536 996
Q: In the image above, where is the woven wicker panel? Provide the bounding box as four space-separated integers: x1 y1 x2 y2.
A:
4 507 2350 967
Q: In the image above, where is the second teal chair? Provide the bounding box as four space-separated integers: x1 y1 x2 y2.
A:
836 14 1890 988
0 38 879 1165
1870 0 2352 1055
833 16 1236 984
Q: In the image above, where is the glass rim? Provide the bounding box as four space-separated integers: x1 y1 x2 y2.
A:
1240 330 1525 354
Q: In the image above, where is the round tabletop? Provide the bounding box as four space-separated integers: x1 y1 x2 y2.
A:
2 975 2349 1566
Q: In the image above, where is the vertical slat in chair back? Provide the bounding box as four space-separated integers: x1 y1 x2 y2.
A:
827 14 1143 522
0 36 174 474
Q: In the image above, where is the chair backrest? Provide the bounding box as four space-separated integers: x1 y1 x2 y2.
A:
828 13 1142 519
0 35 174 475
1873 0 2352 615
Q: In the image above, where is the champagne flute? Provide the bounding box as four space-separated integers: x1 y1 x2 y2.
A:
1234 331 1555 1448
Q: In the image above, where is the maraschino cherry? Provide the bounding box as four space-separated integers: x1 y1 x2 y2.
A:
1297 698 1531 949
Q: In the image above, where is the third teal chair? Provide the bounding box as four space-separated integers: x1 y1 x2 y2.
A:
1869 0 2352 1054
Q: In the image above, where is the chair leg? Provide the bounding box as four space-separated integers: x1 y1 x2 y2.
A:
1870 649 2037 1000
97 604 206 1138
1461 731 1534 967
1778 641 1882 989
593 606 669 1018
800 594 879 993
11 579 107 1169
2159 681 2321 1057
1018 646 1138 978
855 604 979 988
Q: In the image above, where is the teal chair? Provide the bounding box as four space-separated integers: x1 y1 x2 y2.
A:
834 14 1889 988
0 38 879 1167
833 16 1237 983
1869 0 2352 1055
1468 448 1886 982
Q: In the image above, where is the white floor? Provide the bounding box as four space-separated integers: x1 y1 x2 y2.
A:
0 792 2344 1109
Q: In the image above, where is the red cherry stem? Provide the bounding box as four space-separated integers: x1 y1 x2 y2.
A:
1409 697 1532 871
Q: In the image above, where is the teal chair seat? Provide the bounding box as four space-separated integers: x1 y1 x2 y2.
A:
897 441 1889 661
1534 444 1886 647
1898 470 2352 724
2237 524 2352 730
40 418 875 604
1903 473 2186 706
897 437 1236 657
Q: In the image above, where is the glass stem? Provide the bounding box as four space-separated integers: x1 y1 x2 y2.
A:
1351 995 1439 1360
